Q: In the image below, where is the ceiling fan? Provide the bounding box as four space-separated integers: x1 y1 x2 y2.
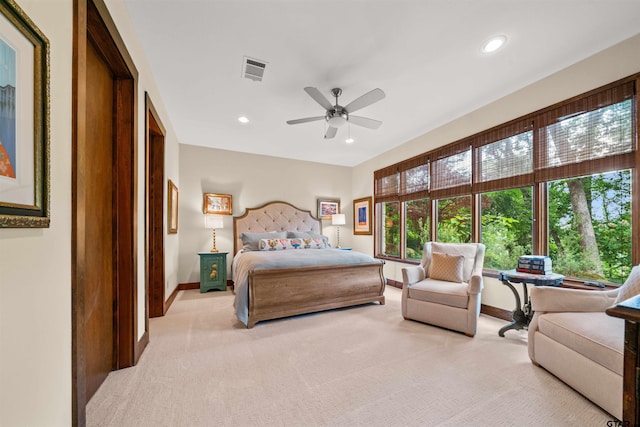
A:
286 87 385 139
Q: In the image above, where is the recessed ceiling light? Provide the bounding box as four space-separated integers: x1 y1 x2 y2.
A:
238 116 249 123
345 138 354 144
481 35 507 53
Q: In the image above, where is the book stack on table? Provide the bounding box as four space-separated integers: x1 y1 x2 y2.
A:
516 255 552 275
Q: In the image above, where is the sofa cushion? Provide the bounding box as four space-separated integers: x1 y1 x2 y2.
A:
537 312 624 375
408 279 469 309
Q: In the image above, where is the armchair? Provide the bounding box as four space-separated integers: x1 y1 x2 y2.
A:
401 242 485 337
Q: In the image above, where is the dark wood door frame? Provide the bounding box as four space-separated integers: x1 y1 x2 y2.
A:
72 0 140 425
145 94 167 318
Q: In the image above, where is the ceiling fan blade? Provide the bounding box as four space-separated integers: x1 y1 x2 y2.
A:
304 87 333 110
344 88 385 114
324 126 338 139
349 115 382 129
286 116 325 125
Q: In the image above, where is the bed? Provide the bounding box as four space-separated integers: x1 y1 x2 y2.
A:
232 201 385 328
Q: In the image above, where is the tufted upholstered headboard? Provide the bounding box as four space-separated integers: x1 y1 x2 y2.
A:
233 201 322 255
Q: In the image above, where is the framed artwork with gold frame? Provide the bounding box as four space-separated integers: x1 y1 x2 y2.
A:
203 193 232 215
353 196 372 235
0 0 50 228
168 179 178 234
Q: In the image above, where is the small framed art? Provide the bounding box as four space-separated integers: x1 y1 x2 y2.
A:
353 196 372 235
168 179 178 234
317 198 340 220
203 193 233 215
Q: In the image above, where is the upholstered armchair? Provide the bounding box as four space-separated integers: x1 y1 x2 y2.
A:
401 242 486 336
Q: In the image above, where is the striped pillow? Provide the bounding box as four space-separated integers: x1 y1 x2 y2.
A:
428 252 464 283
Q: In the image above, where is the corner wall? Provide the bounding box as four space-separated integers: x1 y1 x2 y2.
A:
352 33 640 311
178 144 352 283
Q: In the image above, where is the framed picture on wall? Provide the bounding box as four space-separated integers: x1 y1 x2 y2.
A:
353 196 372 235
317 198 340 220
203 193 233 215
168 180 178 234
0 0 50 228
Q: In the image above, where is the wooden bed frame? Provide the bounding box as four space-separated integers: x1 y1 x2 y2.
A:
233 201 385 328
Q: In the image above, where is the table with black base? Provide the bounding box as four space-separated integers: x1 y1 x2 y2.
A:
498 269 564 337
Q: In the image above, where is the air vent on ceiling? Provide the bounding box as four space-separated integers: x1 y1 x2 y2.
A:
242 56 267 82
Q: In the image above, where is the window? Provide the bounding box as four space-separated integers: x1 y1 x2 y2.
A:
405 198 430 260
373 75 637 283
548 171 631 284
436 196 471 243
481 188 533 270
379 201 400 257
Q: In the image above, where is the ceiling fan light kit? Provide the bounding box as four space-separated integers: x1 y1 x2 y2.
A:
287 86 385 139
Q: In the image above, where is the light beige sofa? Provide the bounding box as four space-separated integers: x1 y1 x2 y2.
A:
528 286 623 419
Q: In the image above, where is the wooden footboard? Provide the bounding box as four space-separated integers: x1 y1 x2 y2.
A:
246 262 385 328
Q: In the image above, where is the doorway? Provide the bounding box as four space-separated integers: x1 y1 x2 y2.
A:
72 0 140 424
145 94 167 318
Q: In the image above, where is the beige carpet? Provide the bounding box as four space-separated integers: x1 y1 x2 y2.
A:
87 287 612 426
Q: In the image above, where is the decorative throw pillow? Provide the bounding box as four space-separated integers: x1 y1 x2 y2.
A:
287 231 329 248
428 252 464 283
241 231 287 251
614 265 640 304
258 238 325 251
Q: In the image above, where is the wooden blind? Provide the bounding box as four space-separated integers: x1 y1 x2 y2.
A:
399 154 429 201
374 164 399 202
430 142 471 199
473 120 534 193
535 81 635 181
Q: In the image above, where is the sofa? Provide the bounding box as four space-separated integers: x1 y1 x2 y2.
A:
528 283 630 419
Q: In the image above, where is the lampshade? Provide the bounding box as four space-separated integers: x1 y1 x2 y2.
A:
331 213 346 226
205 214 224 229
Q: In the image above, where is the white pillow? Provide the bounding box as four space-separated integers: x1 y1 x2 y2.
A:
258 238 325 251
614 265 640 304
240 231 287 251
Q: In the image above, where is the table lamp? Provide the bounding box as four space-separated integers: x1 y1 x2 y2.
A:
205 214 224 252
331 213 346 248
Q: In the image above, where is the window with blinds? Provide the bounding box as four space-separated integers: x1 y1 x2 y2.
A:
473 120 533 193
430 144 471 199
399 155 429 201
536 81 635 181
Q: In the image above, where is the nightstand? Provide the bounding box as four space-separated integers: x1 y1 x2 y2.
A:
198 252 228 293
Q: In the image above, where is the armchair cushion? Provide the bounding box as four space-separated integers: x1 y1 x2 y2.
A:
537 312 623 376
614 264 640 304
408 280 469 309
530 286 618 313
428 252 464 283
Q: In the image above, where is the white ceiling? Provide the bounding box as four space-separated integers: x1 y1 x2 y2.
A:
122 0 640 167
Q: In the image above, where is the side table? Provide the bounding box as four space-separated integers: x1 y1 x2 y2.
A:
498 269 563 337
199 252 228 293
606 294 640 425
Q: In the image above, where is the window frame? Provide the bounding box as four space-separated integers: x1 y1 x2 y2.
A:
373 74 639 284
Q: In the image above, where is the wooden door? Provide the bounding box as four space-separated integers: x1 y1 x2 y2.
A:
83 40 115 400
146 101 166 318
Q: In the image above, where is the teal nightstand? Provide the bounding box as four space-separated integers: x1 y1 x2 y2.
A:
198 252 228 293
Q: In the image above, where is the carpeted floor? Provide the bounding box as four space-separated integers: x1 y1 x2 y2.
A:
86 286 613 426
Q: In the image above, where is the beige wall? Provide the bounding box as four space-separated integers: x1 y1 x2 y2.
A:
352 33 640 311
0 1 73 425
0 0 181 424
178 144 352 283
